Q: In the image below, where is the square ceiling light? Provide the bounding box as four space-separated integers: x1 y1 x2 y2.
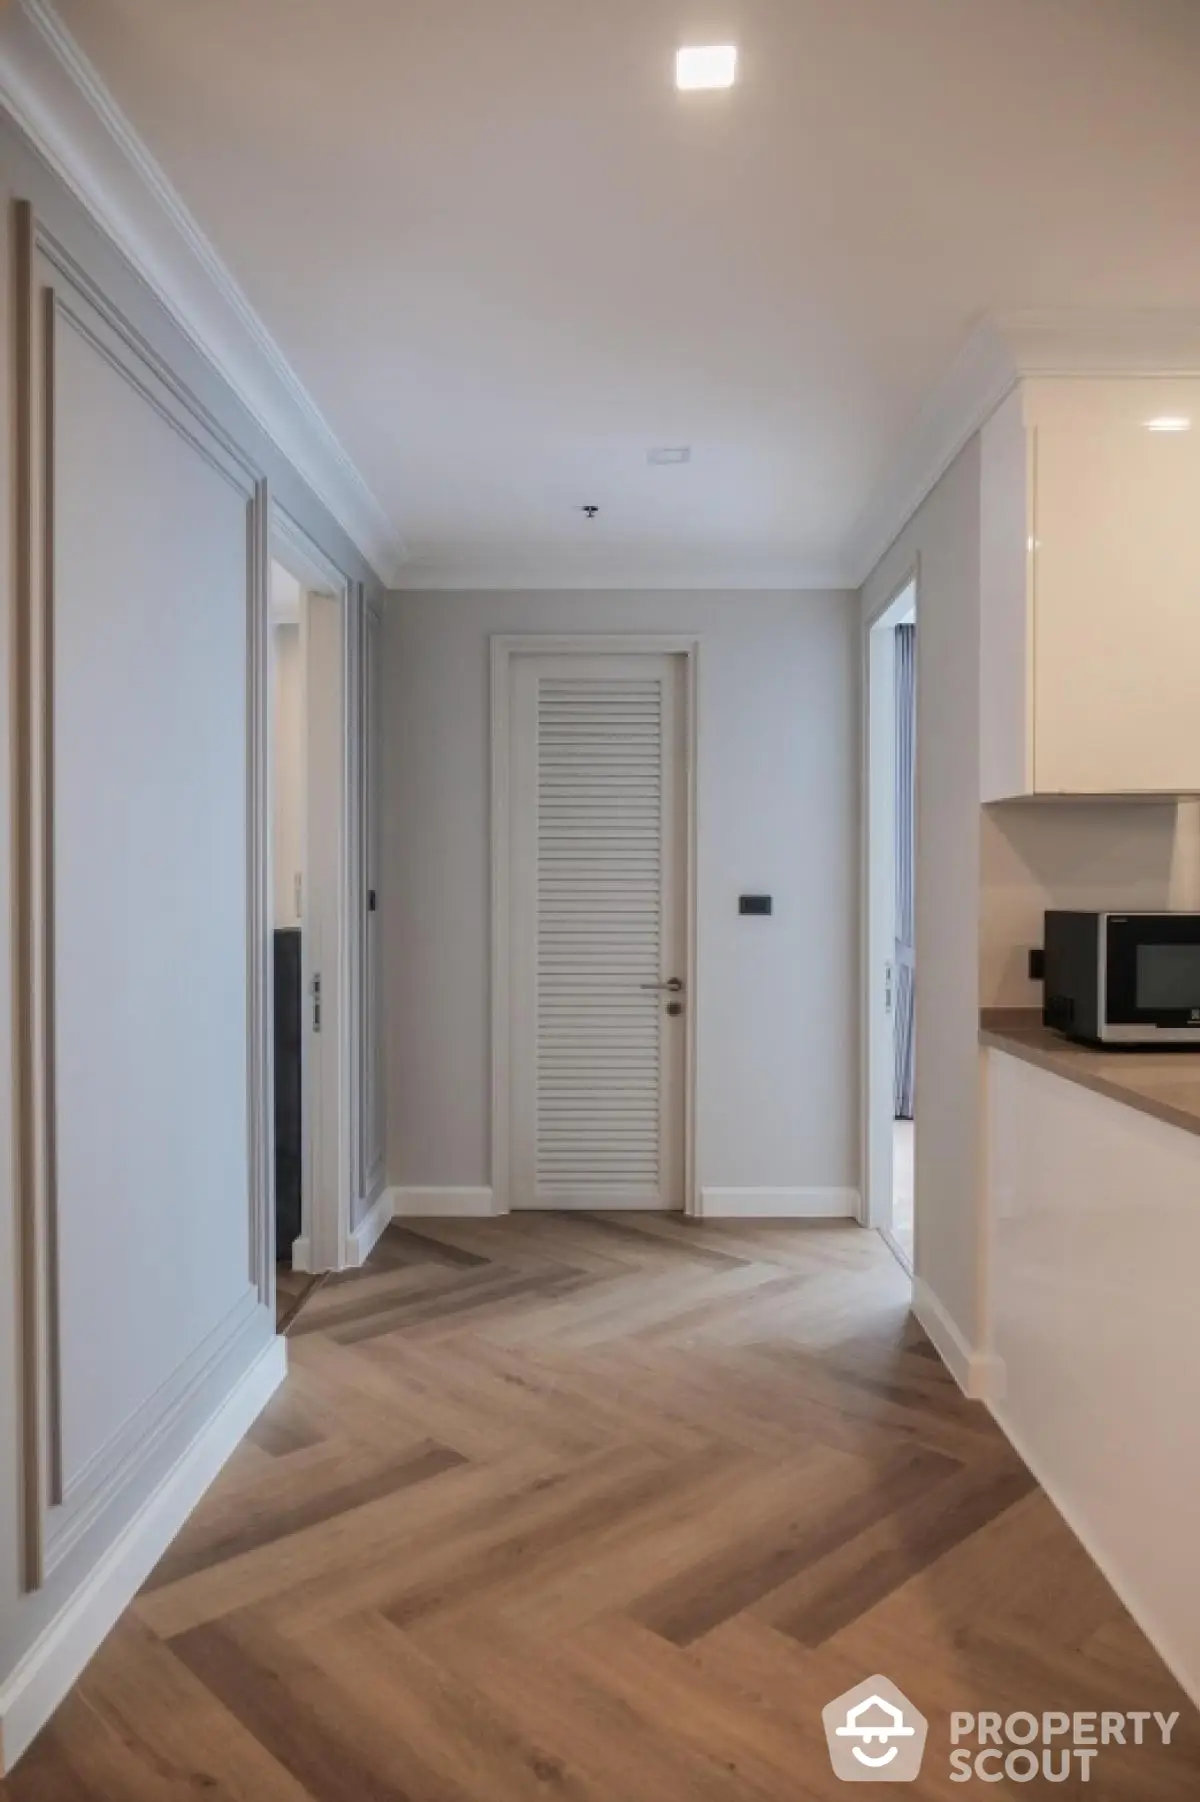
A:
675 45 738 91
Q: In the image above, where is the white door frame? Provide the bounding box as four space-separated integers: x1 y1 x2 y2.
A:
862 566 918 1254
270 505 360 1272
490 634 700 1216
358 597 386 1214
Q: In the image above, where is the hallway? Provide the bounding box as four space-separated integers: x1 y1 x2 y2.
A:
7 1216 1196 1800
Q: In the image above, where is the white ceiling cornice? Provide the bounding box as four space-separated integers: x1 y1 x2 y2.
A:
0 0 407 585
846 307 1200 589
845 317 1018 589
392 553 855 594
992 305 1200 376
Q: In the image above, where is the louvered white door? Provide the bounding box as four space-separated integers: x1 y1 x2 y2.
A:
509 654 687 1210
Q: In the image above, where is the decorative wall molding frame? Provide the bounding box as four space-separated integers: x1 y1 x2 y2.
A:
0 0 405 586
11 200 274 1591
12 195 48 1594
846 307 1200 588
0 1337 286 1778
44 1294 262 1578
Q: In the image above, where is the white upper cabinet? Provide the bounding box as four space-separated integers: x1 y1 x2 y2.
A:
980 377 1200 799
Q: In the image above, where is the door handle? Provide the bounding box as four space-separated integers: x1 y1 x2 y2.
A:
640 977 684 992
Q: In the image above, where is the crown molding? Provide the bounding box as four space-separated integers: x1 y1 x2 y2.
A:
845 317 1018 589
391 551 854 594
846 307 1200 589
991 305 1200 376
0 0 406 585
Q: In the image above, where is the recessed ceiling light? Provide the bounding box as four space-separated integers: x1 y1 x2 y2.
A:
675 45 738 91
648 446 691 465
1146 416 1191 432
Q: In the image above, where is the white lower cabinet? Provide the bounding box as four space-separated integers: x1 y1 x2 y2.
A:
986 1048 1200 1698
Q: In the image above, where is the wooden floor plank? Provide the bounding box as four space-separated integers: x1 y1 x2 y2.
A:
5 1215 1196 1799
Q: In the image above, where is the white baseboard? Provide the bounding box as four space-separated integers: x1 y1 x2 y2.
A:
389 1186 497 1219
289 1236 312 1273
912 1276 1002 1400
344 1188 394 1267
697 1187 860 1220
0 1336 286 1776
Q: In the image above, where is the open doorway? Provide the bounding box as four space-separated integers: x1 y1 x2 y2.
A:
270 562 306 1312
865 576 917 1270
268 520 355 1298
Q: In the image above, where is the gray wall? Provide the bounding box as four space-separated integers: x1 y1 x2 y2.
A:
0 110 383 1732
382 589 860 1200
861 439 986 1346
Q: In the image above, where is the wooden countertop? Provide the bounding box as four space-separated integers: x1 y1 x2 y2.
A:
980 1016 1200 1138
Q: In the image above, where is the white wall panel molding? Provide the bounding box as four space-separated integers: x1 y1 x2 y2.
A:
0 0 404 584
0 1337 285 1778
11 200 274 1592
847 308 1200 588
43 1291 261 1578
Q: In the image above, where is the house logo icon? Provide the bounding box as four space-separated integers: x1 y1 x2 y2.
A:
822 1675 928 1782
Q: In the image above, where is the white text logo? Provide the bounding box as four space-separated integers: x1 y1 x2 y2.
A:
823 1677 928 1782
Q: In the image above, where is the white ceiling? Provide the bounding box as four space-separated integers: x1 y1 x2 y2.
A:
42 0 1200 588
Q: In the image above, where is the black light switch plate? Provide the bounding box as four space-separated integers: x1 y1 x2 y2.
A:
1028 947 1045 981
739 895 773 916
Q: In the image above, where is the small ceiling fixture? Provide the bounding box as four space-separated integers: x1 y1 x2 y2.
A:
675 45 738 91
580 504 600 519
1145 416 1191 432
648 446 691 465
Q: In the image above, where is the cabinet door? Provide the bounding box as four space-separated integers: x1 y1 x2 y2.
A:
1032 379 1200 795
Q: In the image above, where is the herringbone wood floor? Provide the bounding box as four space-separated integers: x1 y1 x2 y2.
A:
6 1216 1197 1800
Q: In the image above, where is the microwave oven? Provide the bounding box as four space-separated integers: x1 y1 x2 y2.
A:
1043 911 1200 1045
